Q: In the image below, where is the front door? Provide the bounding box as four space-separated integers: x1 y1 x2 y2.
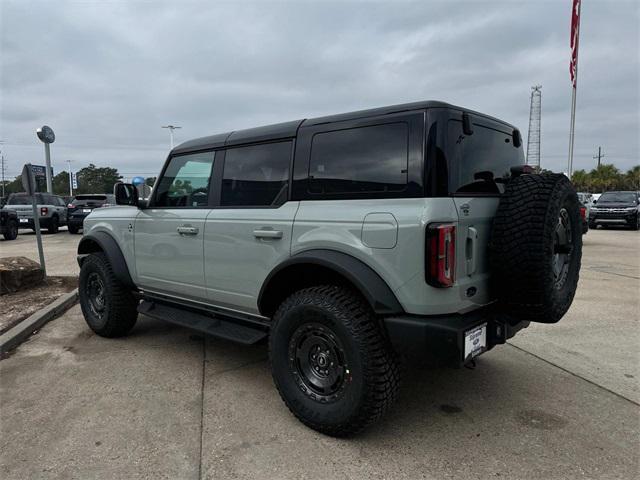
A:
204 141 297 314
135 151 216 301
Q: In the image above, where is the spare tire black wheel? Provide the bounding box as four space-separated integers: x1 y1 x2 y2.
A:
489 173 582 324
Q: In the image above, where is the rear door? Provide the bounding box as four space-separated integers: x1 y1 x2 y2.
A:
203 141 297 314
444 112 524 306
134 151 216 301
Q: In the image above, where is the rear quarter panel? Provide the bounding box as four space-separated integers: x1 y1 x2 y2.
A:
292 198 490 315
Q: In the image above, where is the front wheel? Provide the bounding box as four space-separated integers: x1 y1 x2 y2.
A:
3 220 18 240
269 285 400 437
68 225 80 234
630 215 640 231
79 252 138 337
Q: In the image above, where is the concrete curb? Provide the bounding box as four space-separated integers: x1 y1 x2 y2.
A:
0 289 79 355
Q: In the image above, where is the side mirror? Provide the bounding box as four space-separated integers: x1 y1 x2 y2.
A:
114 182 139 207
592 199 597 204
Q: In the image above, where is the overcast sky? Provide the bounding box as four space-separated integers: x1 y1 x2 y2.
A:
1 0 638 181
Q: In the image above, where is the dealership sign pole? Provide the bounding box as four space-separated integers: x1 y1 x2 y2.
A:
36 126 55 193
21 164 46 276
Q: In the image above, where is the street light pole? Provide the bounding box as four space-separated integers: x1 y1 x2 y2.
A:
36 126 56 193
161 125 182 149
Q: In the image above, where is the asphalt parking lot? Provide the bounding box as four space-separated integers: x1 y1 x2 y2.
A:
0 227 81 276
1 229 638 479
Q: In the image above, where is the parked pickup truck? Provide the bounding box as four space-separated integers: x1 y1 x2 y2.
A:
76 100 583 436
3 192 68 233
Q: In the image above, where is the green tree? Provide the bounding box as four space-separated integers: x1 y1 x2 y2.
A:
623 166 640 190
52 171 71 196
75 164 122 194
570 169 590 191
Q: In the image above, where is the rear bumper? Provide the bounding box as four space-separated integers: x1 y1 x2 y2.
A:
383 309 529 367
16 217 54 229
68 216 87 227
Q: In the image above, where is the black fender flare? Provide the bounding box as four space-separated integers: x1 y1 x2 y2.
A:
259 249 404 316
77 231 135 289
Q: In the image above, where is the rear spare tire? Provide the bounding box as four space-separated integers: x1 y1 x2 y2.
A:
489 173 582 323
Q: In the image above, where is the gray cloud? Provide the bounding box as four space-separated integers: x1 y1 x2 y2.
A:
1 0 638 181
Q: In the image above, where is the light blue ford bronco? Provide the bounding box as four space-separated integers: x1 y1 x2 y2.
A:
77 101 582 436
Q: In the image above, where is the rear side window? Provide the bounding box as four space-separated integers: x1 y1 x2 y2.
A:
221 141 291 207
447 120 523 195
308 123 408 194
154 152 215 207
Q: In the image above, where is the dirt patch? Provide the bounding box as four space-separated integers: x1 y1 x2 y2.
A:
0 276 77 335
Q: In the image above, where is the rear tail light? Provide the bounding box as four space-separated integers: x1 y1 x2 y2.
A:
579 206 586 220
426 223 456 288
40 207 48 216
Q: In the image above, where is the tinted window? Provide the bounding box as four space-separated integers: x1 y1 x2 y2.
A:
72 195 109 206
447 120 524 194
221 142 291 206
7 194 32 205
308 123 408 194
155 152 215 207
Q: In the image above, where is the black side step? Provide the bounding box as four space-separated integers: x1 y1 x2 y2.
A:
138 300 268 345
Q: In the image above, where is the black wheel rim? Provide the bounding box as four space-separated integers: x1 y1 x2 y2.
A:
85 272 106 319
553 208 573 289
288 322 348 403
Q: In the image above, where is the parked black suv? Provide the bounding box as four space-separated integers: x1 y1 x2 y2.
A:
67 194 116 234
589 191 640 230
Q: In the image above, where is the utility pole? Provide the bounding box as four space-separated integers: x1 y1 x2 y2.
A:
161 125 182 149
593 146 605 168
66 160 73 196
526 85 542 170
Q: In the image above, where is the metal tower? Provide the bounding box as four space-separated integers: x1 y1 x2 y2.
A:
526 85 542 169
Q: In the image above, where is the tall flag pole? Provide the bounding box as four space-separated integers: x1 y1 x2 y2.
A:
568 0 582 177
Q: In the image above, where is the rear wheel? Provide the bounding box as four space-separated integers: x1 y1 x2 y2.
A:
48 215 59 233
269 285 400 437
79 252 138 337
3 220 18 240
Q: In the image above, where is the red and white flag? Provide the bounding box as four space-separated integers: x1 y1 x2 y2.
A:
570 0 582 87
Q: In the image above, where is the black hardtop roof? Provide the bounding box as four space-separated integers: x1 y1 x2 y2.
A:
172 100 517 154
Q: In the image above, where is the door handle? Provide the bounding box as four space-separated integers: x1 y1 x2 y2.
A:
177 225 199 236
466 227 478 275
253 229 283 239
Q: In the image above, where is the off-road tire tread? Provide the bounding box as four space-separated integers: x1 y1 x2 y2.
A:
489 173 582 323
269 285 400 437
79 252 138 337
